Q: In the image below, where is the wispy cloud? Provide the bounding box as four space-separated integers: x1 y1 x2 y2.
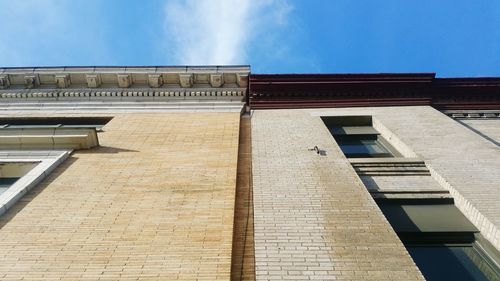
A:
163 0 293 65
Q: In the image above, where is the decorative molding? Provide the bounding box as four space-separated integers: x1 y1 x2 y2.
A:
0 66 249 112
443 111 500 119
0 66 250 90
24 75 40 89
55 74 71 88
0 75 10 89
117 74 131 88
237 73 248 87
86 74 101 88
0 88 246 99
0 88 246 112
179 74 193 88
210 74 224 87
148 74 163 88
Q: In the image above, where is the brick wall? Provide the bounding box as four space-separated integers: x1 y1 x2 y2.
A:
251 109 423 281
0 113 240 281
458 119 500 144
312 106 500 250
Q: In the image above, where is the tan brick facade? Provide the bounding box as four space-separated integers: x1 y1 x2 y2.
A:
2 68 499 280
0 113 240 281
251 110 424 281
459 119 500 144
318 106 500 249
0 105 498 280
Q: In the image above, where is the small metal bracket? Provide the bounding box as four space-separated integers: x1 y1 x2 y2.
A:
308 146 327 156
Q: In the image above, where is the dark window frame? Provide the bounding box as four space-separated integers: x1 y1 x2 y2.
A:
377 198 500 281
321 116 401 158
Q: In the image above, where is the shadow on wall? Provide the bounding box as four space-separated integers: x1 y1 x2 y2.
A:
0 144 135 229
456 120 500 147
0 156 78 230
76 146 139 154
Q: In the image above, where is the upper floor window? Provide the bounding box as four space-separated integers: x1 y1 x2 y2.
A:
0 117 109 217
0 162 37 195
322 116 400 158
377 198 500 281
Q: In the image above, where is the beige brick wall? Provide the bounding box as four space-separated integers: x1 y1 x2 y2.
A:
458 119 500 144
0 113 240 281
312 106 500 250
251 110 423 281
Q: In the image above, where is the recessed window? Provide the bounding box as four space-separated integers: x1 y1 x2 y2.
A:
0 162 37 195
0 154 69 217
0 117 107 216
333 135 394 158
0 178 20 195
322 116 399 158
377 199 500 281
407 245 499 281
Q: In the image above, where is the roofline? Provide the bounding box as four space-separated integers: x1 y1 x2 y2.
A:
0 66 250 90
251 73 436 80
249 73 500 110
0 65 250 74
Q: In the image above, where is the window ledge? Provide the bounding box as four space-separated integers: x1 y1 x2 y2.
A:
349 157 424 164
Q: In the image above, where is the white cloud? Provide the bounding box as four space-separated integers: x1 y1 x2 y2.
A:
163 0 293 65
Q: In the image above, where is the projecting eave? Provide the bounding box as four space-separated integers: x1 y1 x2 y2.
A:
0 66 250 89
249 73 500 110
0 66 250 112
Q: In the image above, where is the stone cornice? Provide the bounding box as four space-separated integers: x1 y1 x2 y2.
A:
0 88 246 100
0 66 250 90
0 88 246 112
0 66 248 112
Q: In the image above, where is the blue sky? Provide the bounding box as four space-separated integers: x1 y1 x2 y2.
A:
0 0 499 77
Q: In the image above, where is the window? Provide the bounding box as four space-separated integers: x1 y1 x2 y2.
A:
407 245 499 281
0 117 110 216
333 135 394 158
322 116 400 158
377 199 500 281
0 178 20 195
324 115 500 280
0 162 39 195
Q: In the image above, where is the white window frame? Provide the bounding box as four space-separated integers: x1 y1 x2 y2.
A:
0 150 71 216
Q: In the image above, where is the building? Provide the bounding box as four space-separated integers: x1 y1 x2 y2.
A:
0 67 498 280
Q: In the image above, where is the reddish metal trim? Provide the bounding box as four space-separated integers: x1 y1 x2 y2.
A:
248 73 500 110
250 73 436 81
